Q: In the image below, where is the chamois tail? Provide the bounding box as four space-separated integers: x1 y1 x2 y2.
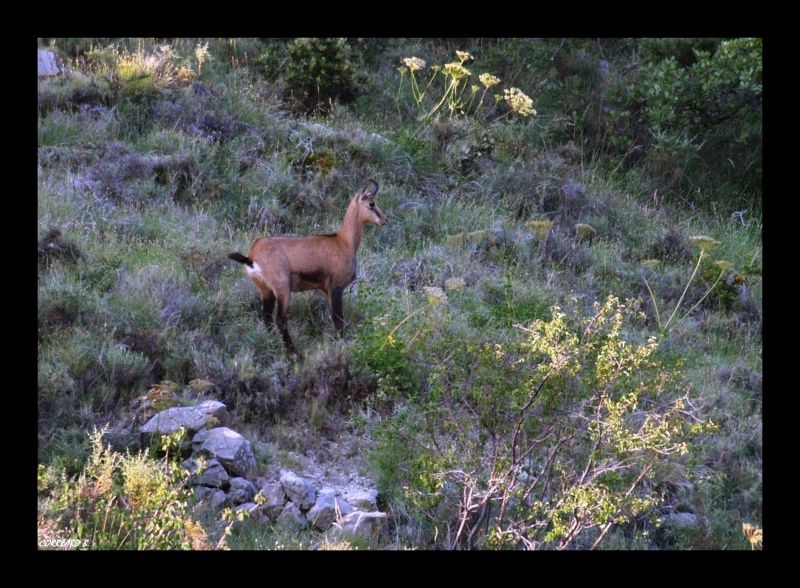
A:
228 252 254 268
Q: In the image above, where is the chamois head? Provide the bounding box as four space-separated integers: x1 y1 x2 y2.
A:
354 180 387 228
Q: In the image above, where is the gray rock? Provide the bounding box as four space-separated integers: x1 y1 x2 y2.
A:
337 511 388 539
140 400 230 436
255 478 287 520
194 427 257 479
195 486 216 501
38 50 60 76
129 398 390 542
280 470 316 510
277 502 308 531
342 487 379 512
306 488 355 531
184 457 230 489
195 487 227 509
236 502 267 524
228 477 258 505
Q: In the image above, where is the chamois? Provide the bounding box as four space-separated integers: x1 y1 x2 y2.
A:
228 180 387 361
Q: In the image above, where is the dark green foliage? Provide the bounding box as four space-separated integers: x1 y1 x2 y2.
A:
502 37 763 211
699 260 739 313
252 38 292 81
617 38 762 207
283 38 361 116
41 37 116 59
638 38 724 68
38 427 93 478
542 181 591 221
367 297 717 549
353 317 421 405
220 372 292 428
38 81 116 116
38 284 93 342
116 325 162 366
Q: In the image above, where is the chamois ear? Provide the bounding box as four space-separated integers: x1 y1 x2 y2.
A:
360 179 379 199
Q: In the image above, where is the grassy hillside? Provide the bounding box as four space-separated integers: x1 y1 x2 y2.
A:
37 38 762 550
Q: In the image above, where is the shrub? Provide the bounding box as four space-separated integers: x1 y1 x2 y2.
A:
37 270 96 344
612 38 762 207
105 42 196 102
38 427 212 550
39 326 154 420
352 284 432 405
367 295 717 549
283 38 360 116
638 38 724 68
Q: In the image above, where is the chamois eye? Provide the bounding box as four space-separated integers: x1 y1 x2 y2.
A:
369 202 375 208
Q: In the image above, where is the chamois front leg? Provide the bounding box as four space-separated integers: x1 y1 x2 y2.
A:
328 287 346 334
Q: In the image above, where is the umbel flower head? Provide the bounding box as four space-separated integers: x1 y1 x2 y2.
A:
443 62 471 80
423 286 449 306
525 220 554 239
456 50 473 64
714 260 734 272
575 223 597 241
479 73 501 89
641 259 662 269
742 523 762 550
503 87 536 116
445 277 466 292
402 57 426 72
688 235 721 252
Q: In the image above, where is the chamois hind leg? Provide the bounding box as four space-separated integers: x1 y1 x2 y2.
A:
327 287 346 334
261 291 276 331
274 292 300 362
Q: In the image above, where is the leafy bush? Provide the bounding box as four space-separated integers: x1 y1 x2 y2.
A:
39 327 154 417
352 284 433 404
283 38 360 116
367 295 717 549
38 427 212 550
638 38 723 67
612 38 762 207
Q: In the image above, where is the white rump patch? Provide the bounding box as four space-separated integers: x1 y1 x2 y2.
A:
245 261 262 277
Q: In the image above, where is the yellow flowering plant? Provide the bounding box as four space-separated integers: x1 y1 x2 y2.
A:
644 234 730 336
397 49 535 124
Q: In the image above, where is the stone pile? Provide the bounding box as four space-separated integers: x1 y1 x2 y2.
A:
131 395 387 541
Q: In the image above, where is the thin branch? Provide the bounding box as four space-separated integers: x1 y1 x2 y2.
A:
549 38 567 63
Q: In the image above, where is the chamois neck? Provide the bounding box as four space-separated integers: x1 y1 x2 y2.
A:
337 198 364 251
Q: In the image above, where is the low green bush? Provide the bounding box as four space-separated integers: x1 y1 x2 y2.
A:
366 295 718 549
283 38 360 116
38 427 213 550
